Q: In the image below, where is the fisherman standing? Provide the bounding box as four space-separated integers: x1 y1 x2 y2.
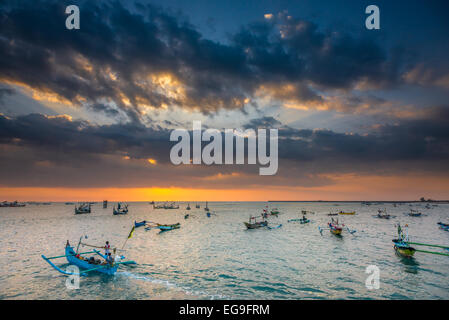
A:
104 241 111 256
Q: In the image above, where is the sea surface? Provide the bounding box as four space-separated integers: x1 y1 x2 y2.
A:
0 201 448 300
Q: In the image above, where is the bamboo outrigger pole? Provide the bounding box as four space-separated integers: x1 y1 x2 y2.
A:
406 242 449 250
405 241 449 256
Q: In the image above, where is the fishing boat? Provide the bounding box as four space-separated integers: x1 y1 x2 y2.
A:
204 201 210 212
186 203 191 210
103 200 108 209
261 206 280 218
42 242 136 276
113 202 128 215
195 203 200 208
157 223 181 232
145 222 181 232
406 209 422 217
244 216 268 229
149 201 155 205
134 220 146 228
153 202 179 209
375 209 392 219
393 239 416 258
166 202 179 209
288 210 312 224
392 224 415 258
318 218 356 236
75 203 91 214
327 212 339 216
328 221 343 235
338 211 355 215
153 203 164 209
392 224 449 259
288 217 310 224
0 201 26 207
184 214 190 219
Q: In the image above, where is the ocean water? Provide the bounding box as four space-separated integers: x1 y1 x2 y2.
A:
0 201 448 300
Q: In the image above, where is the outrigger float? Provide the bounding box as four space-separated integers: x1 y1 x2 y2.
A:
318 218 356 236
393 223 449 258
42 240 136 276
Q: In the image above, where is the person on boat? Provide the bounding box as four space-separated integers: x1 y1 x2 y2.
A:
104 241 111 256
66 240 70 247
397 224 403 241
106 253 114 265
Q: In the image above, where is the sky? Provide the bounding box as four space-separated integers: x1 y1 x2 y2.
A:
1 0 449 201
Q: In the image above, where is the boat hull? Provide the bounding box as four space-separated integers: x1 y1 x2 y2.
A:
65 246 117 275
244 221 268 229
338 212 355 215
329 223 342 235
392 240 416 258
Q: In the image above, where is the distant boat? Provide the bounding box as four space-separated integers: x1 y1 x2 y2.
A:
186 203 191 210
103 200 108 209
75 203 91 214
376 209 391 219
406 209 422 217
204 201 210 212
244 216 267 229
153 202 179 209
0 201 26 207
195 203 200 208
149 201 155 205
65 202 75 205
113 202 128 215
338 211 355 215
328 221 343 235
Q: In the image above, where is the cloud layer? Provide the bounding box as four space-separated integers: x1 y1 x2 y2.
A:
0 1 407 122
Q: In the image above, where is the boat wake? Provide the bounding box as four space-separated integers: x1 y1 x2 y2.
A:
116 271 226 300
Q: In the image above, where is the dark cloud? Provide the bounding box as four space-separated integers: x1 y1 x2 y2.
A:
0 0 407 122
0 87 15 103
86 103 120 117
1 111 449 188
243 116 282 129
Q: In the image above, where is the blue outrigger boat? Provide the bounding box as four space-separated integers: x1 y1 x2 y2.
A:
42 244 136 276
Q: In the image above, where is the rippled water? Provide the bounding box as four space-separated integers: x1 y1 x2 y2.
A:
0 202 448 300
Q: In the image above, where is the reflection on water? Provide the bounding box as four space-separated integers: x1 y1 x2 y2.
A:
0 201 448 299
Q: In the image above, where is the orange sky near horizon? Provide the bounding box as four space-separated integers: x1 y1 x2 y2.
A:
1 174 449 201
